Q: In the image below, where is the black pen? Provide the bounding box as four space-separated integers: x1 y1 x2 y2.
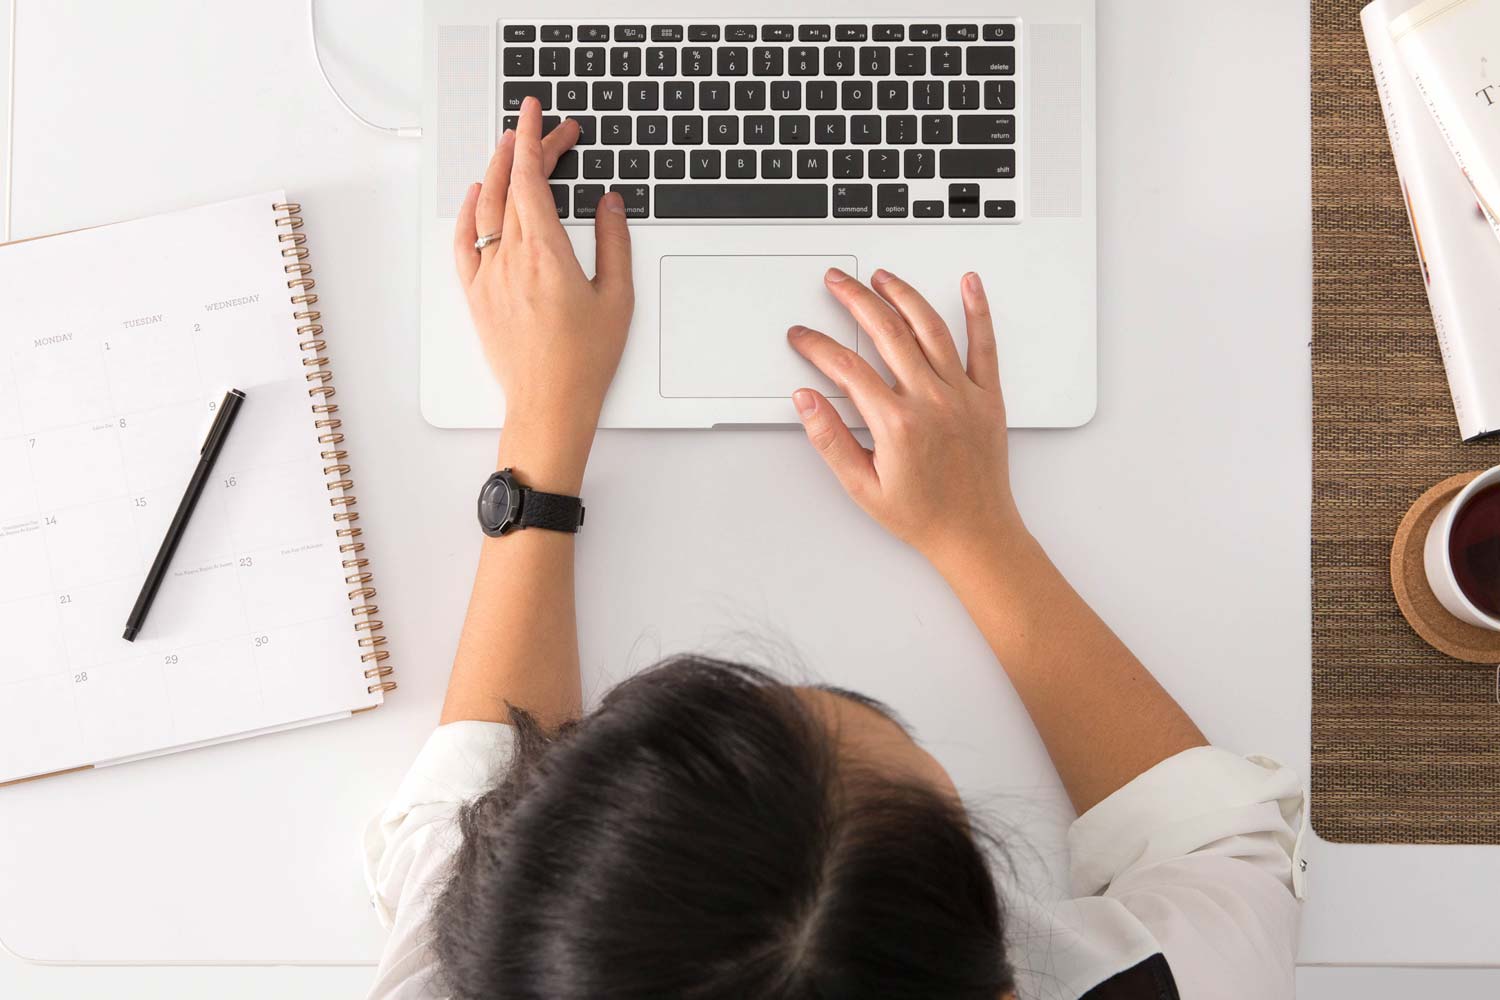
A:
122 389 247 642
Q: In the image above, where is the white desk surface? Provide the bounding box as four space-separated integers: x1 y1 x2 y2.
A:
2 0 1495 995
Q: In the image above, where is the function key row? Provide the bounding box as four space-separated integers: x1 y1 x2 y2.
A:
503 23 1018 44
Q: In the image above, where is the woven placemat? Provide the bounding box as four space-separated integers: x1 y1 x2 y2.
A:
1312 1 1500 843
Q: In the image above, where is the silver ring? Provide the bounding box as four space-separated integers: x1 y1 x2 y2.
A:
474 231 503 251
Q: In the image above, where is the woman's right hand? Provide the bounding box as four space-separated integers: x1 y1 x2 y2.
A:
787 268 1028 570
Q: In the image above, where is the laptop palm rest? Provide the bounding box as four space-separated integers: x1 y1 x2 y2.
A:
659 254 858 399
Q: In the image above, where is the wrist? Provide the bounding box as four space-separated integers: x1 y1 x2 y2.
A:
925 513 1037 585
497 414 595 495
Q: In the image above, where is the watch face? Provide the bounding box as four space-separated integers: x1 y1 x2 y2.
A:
478 473 516 536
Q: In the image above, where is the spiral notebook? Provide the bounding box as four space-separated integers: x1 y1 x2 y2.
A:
0 192 395 787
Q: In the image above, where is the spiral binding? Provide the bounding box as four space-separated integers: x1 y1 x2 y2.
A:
273 202 397 697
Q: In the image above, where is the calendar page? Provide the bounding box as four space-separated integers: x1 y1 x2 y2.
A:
0 193 384 786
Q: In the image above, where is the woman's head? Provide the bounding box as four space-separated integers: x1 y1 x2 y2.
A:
434 657 1014 1000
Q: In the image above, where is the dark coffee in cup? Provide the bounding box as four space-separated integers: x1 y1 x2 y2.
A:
1448 483 1500 618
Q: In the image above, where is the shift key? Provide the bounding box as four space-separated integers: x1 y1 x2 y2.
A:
939 149 1015 179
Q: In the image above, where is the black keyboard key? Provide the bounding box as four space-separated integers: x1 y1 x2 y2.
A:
903 148 935 178
860 46 891 76
727 149 757 178
647 47 677 76
816 115 846 144
763 24 795 42
652 24 684 42
610 183 650 218
833 183 872 218
779 115 810 144
541 25 572 42
921 114 953 144
872 24 904 41
683 47 714 75
575 47 606 76
726 24 756 41
789 47 819 76
941 149 1015 178
755 47 784 76
948 24 979 41
914 80 944 109
798 149 828 177
825 47 856 75
948 182 980 217
673 115 704 144
503 82 552 111
984 199 1017 218
690 149 721 178
619 149 650 178
910 24 942 41
836 24 867 41
656 183 828 218
637 116 668 144
583 149 614 178
699 81 731 109
842 80 873 109
877 183 909 217
718 47 749 76
551 149 580 179
983 23 1017 41
708 115 739 143
655 149 686 178
611 47 642 77
877 80 908 110
572 115 597 144
688 24 720 41
629 81 659 110
501 115 519 131
592 81 624 110
541 115 561 136
744 115 776 144
503 24 536 42
614 25 647 42
735 80 767 110
504 47 535 76
771 81 801 110
948 80 980 110
540 47 570 77
579 25 610 42
895 47 925 75
665 82 694 110
984 80 1016 109
601 115 632 144
850 115 881 144
762 149 793 178
833 149 862 177
958 115 1016 144
932 47 962 76
967 46 1016 76
799 24 832 42
807 81 838 109
869 149 899 178
574 184 606 218
914 199 943 218
886 115 916 145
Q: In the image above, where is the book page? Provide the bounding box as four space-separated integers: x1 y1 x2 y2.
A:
0 193 381 785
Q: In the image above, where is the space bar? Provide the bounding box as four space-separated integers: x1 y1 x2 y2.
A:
655 184 829 219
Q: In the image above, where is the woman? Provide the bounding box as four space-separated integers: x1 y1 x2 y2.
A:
364 98 1304 999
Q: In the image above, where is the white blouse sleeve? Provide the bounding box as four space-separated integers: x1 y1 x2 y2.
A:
361 721 517 1000
1065 746 1308 1000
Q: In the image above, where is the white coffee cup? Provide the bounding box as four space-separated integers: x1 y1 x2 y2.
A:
1424 465 1500 631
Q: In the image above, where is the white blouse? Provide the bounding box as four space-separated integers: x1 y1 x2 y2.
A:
362 723 1306 1000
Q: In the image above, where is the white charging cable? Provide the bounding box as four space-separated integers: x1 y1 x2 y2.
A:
307 0 420 138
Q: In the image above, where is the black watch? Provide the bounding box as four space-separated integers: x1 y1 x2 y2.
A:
477 469 585 537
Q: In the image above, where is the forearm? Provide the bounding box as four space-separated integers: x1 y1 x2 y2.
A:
439 420 593 728
935 528 1207 815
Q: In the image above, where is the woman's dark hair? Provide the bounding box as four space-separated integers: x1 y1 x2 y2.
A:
433 656 1014 1000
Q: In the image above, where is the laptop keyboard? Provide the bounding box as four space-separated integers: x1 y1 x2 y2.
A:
497 19 1021 224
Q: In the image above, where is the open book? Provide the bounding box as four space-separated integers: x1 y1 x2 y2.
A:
0 193 395 786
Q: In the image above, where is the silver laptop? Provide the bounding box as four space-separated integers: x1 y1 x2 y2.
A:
420 2 1096 429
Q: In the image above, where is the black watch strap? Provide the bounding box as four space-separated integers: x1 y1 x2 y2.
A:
517 488 586 533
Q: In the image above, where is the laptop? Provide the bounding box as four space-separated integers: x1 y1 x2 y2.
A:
420 2 1097 429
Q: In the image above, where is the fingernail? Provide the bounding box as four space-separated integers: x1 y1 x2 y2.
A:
522 96 538 112
872 268 894 284
603 192 625 214
965 271 984 295
500 129 514 146
787 324 806 338
793 389 818 416
825 267 849 283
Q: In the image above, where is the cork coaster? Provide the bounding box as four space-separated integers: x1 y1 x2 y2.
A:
1390 471 1500 664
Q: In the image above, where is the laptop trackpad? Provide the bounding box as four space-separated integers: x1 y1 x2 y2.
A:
659 254 858 398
